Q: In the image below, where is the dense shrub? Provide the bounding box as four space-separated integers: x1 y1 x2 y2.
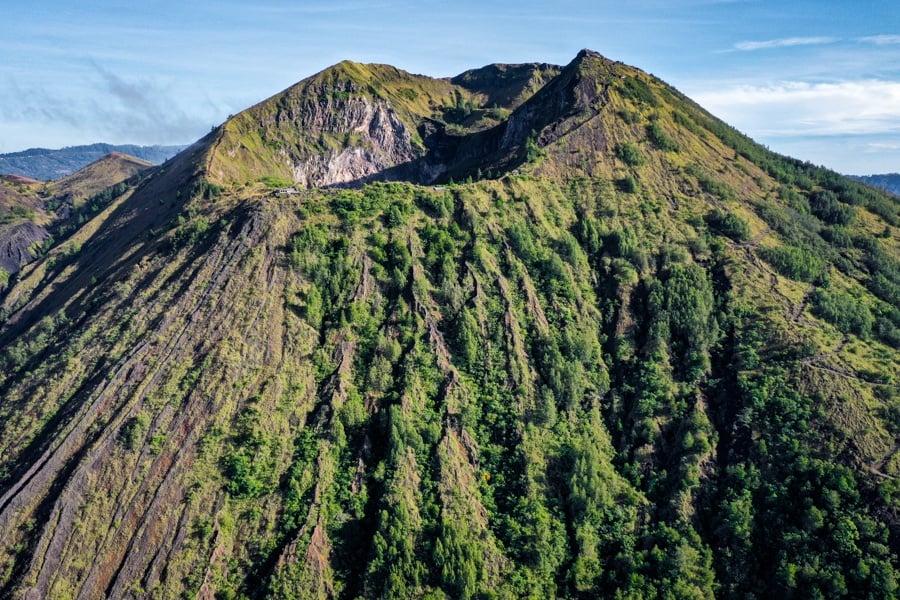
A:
615 142 644 166
810 190 855 226
810 289 874 337
658 263 718 380
820 226 854 248
415 189 453 218
759 245 827 282
619 77 658 106
646 122 679 152
875 316 900 348
705 209 750 242
686 164 734 201
617 175 638 194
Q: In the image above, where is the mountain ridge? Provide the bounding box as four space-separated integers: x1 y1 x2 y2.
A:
204 50 626 189
0 143 186 181
852 173 900 196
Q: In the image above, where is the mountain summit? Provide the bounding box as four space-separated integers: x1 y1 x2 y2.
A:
0 51 898 598
203 50 632 188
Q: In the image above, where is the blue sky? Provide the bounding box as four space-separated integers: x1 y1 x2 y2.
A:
1 0 899 174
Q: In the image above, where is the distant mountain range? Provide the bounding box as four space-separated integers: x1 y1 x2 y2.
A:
0 143 186 180
851 173 900 196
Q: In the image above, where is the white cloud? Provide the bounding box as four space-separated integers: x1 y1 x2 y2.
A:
0 66 212 149
733 36 837 51
691 80 900 137
866 142 900 151
859 35 900 45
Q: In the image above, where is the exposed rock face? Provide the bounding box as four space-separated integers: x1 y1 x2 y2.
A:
207 57 610 188
501 50 612 150
290 98 420 187
0 221 50 275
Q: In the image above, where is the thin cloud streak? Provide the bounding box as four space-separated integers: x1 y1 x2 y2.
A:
693 80 900 137
0 66 213 147
859 34 900 45
867 142 900 151
734 36 837 51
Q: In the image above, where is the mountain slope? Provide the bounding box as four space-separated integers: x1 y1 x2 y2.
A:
0 152 156 280
0 143 186 181
51 152 154 205
0 50 898 599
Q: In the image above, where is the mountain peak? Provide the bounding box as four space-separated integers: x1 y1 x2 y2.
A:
306 59 400 89
53 152 154 202
204 50 639 189
451 61 562 110
563 47 621 84
575 47 606 60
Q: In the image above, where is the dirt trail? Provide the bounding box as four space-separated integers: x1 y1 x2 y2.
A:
868 444 899 480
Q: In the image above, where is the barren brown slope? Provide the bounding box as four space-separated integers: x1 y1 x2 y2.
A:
0 177 50 278
0 176 45 215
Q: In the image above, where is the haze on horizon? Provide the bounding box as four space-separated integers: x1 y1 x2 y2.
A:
1 0 899 175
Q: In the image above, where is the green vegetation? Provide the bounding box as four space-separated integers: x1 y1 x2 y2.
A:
171 209 213 248
759 245 827 282
615 142 643 166
686 164 735 201
618 76 658 106
811 189 856 226
705 208 750 242
647 121 679 152
119 411 151 451
0 205 35 224
525 130 545 163
617 175 638 193
259 175 295 188
811 288 874 338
